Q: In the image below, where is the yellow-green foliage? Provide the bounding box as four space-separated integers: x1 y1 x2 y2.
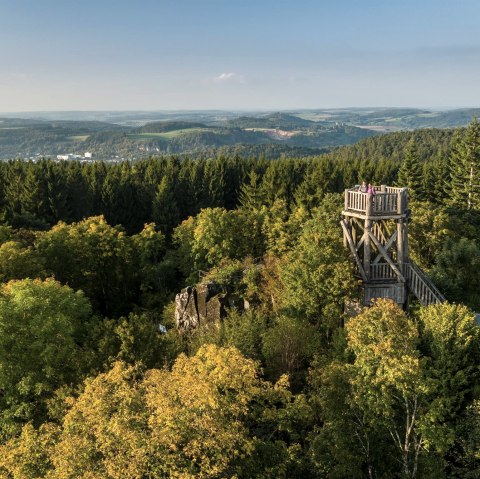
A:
0 345 295 479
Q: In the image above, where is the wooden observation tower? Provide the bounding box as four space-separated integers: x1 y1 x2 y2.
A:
341 185 445 308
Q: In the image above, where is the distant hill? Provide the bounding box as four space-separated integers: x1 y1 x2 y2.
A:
296 107 480 130
227 112 315 130
0 107 479 160
135 121 209 133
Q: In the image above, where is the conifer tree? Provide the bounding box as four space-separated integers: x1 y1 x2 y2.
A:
45 162 70 223
422 161 436 203
425 148 450 204
239 170 264 210
65 161 90 220
449 116 480 210
259 164 285 207
21 164 46 218
152 176 180 235
397 139 424 200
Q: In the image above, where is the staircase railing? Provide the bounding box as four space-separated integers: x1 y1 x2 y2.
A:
404 261 445 306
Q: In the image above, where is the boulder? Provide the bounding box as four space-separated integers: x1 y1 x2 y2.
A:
175 282 227 331
175 286 199 330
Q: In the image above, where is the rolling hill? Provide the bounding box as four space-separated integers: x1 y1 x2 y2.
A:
0 107 478 160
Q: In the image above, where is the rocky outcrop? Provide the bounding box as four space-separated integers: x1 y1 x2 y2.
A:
175 282 227 331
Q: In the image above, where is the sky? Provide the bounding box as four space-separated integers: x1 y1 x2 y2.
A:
1 0 480 111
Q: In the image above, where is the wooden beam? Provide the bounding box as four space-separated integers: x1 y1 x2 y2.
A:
381 219 393 238
373 221 388 244
373 231 398 264
356 233 365 252
340 220 368 281
350 217 365 252
351 217 365 230
342 211 407 221
397 219 404 267
367 230 405 282
364 218 372 278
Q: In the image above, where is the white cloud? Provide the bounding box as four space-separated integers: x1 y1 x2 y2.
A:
213 72 245 83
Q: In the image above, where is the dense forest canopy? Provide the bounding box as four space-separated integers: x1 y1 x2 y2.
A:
1 120 480 478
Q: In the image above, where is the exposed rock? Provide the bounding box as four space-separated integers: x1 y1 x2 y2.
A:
205 294 226 324
175 286 199 330
175 282 227 331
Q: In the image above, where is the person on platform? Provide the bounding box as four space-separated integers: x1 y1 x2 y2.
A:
358 181 367 193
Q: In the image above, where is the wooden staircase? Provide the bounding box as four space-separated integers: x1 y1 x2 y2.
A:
404 261 445 306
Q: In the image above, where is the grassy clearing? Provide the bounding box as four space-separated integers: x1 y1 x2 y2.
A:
129 128 211 141
296 113 331 121
69 135 89 141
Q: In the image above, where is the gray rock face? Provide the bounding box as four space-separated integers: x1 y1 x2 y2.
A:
175 282 226 331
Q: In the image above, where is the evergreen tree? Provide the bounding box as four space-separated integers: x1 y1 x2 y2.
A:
152 176 180 235
449 116 480 210
239 170 264 210
397 139 424 200
426 149 450 204
21 163 46 218
3 161 26 217
45 162 70 223
65 161 91 220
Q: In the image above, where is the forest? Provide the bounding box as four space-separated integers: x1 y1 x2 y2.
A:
0 119 480 478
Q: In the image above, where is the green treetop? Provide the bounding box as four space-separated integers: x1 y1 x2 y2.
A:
449 116 480 210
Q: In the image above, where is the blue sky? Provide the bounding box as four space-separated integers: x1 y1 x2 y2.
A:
1 0 479 110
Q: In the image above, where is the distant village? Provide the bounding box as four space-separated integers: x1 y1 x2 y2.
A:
9 152 131 163
56 152 94 161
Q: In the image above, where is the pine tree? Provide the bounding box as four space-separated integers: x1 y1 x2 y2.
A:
397 139 424 200
239 170 264 210
21 164 46 218
430 152 450 204
65 162 90 220
152 176 180 235
45 162 70 223
449 116 480 210
422 161 436 203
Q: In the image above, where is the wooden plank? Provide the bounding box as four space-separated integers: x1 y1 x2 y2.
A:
340 220 368 281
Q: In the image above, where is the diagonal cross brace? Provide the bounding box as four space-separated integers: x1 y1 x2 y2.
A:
340 220 368 281
373 230 397 264
368 230 405 282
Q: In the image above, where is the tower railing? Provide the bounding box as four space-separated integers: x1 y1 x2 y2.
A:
344 186 407 216
369 263 400 281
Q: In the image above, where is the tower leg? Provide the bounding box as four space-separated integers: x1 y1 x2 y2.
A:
364 218 372 280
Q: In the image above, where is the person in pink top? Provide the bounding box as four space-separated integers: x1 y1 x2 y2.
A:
367 183 376 195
